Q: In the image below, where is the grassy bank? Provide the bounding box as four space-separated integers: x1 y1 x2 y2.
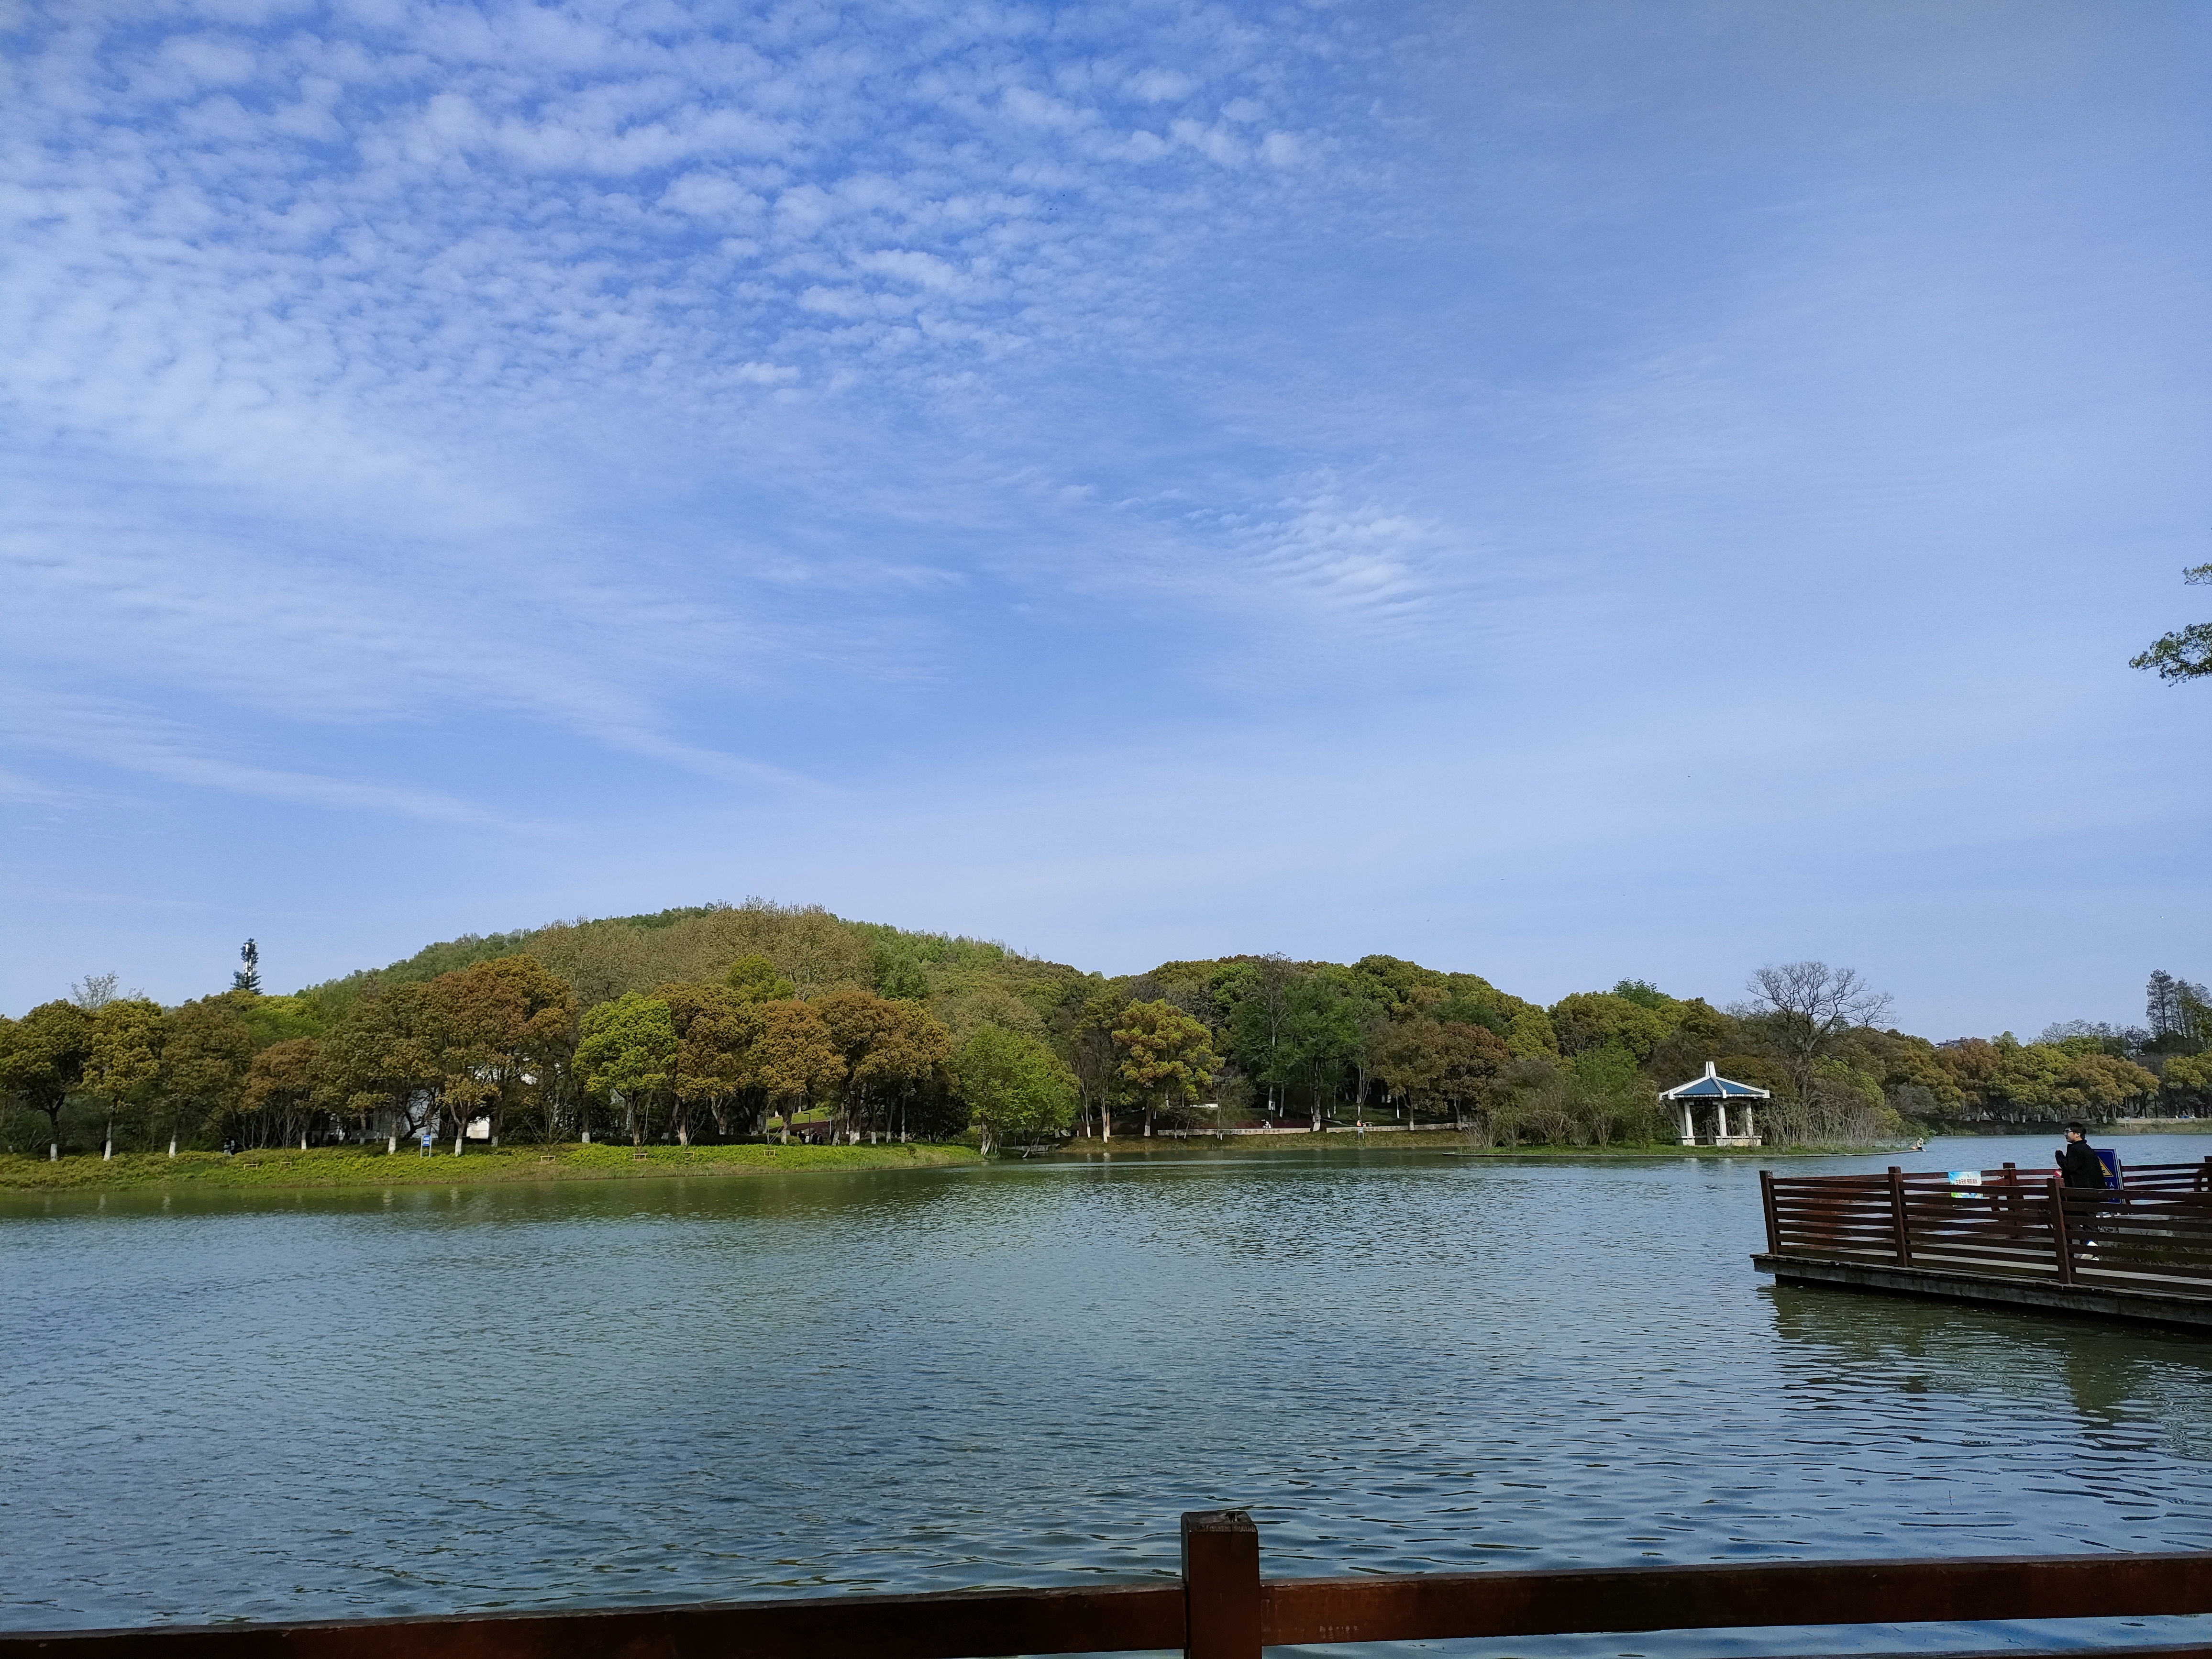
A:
0 1140 983 1192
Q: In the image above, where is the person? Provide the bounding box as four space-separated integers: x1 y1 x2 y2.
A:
2057 1121 2106 1254
418 1127 435 1158
2057 1122 2104 1189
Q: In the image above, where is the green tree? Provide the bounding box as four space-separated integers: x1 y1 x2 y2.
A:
1277 973 1360 1129
870 941 930 1002
575 993 676 1147
1 1001 94 1160
726 953 797 1003
1550 992 1673 1062
160 996 257 1151
1112 1000 1220 1136
86 998 165 1159
954 1026 1075 1154
2129 564 2212 682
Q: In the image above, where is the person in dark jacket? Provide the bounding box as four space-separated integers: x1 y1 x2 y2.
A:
2057 1123 2106 1189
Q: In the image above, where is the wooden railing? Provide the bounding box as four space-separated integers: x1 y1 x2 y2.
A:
4 1513 2210 1659
1761 1161 2212 1295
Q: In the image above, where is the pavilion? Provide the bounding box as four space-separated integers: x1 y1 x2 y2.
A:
1661 1060 1768 1147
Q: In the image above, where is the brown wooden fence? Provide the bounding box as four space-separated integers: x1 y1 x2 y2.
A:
4 1513 2210 1659
1761 1160 2212 1296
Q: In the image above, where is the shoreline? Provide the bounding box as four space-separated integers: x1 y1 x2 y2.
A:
0 1141 982 1193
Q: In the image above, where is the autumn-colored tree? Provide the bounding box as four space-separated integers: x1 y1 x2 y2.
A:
811 989 954 1142
86 998 164 1158
576 993 676 1147
750 999 845 1141
1373 1018 1508 1130
1 1001 93 1160
311 983 447 1151
655 982 763 1143
245 1038 321 1148
434 955 578 1147
1112 1000 1219 1136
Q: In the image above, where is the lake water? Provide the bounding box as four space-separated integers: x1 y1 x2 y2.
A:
5 1135 2211 1655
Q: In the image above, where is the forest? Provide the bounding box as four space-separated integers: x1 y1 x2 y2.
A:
3 900 2207 1161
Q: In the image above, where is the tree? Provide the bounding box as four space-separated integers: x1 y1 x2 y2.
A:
750 999 844 1141
86 998 164 1159
1216 956 1297 1116
1372 1017 1507 1130
1278 973 1360 1129
870 940 930 1002
1067 988 1129 1139
310 983 446 1151
232 939 262 994
726 954 796 1003
575 994 676 1147
2129 564 2212 683
160 996 257 1151
70 973 122 1010
245 1039 321 1148
954 1026 1075 1153
1111 1000 1219 1136
434 955 578 1147
811 991 951 1142
1740 962 1893 1102
0 1001 93 1159
1550 992 1673 1062
656 982 763 1142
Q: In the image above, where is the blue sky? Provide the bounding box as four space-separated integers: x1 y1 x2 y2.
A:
3 0 2207 1036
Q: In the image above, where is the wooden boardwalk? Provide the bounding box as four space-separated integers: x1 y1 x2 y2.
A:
1756 1158 2212 1328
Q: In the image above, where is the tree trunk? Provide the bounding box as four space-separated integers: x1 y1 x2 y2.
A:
169 1135 178 1157
103 1114 114 1160
387 1133 397 1154
453 1130 464 1156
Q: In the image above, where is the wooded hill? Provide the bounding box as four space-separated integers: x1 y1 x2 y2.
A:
4 900 2205 1158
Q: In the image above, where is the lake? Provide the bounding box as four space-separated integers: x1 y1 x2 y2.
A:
5 1135 2210 1655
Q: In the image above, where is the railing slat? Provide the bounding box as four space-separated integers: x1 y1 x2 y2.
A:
1259 1552 2212 1645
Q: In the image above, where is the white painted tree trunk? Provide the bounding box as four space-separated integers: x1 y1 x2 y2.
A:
453 1132 463 1156
387 1134 397 1154
299 1131 308 1150
168 1136 178 1157
49 1143 59 1160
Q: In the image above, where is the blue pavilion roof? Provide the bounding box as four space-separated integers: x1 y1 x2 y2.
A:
1661 1061 1770 1101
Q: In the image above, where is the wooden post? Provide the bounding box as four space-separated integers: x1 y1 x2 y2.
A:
1888 1166 1913 1267
1759 1170 1781 1254
2048 1177 2075 1284
1182 1510 1261 1659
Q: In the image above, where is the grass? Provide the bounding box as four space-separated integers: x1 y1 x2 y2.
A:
0 1140 983 1192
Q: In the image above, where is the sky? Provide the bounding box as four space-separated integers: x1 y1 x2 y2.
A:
2 0 2207 1038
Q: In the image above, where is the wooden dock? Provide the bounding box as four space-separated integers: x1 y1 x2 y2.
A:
1756 1158 2212 1328
4 1512 2209 1659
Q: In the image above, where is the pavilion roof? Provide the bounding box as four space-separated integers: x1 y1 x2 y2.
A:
1661 1060 1771 1101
